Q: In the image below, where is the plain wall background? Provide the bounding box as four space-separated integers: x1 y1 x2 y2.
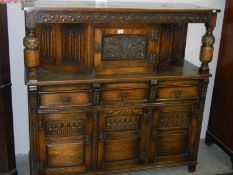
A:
7 0 226 154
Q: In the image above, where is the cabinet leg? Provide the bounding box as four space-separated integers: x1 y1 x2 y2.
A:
205 132 214 146
188 164 196 172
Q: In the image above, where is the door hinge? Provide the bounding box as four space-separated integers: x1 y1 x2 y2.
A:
99 133 106 142
149 80 158 101
143 112 152 124
149 53 157 64
34 121 42 131
152 128 158 138
85 134 91 144
152 30 159 41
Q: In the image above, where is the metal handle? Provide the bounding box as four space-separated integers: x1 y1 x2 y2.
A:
62 96 71 105
120 92 129 100
175 90 182 98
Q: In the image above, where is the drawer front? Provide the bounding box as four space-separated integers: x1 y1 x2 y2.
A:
100 82 148 104
40 91 91 107
157 81 199 100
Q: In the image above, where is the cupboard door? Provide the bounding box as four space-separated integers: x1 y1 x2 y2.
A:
97 108 150 170
94 25 160 75
150 104 197 165
38 112 92 175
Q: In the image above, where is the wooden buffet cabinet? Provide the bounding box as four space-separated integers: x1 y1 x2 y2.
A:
22 1 219 174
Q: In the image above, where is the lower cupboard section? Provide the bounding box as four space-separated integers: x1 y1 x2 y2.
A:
33 104 200 174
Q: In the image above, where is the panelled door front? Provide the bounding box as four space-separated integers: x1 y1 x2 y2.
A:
149 104 199 165
97 107 153 170
38 112 92 175
94 25 161 75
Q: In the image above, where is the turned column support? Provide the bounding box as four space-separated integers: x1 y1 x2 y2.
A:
199 11 217 74
23 27 39 80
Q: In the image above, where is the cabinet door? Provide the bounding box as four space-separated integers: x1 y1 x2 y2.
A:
38 112 92 175
149 104 197 165
94 25 160 75
97 108 150 170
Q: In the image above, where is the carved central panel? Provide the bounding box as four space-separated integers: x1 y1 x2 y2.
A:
105 115 139 131
159 112 192 128
46 120 84 137
102 35 147 60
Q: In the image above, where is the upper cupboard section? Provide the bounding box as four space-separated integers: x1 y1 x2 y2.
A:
35 23 188 75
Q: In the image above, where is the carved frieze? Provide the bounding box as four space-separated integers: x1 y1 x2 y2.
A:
159 112 192 128
106 108 142 116
102 35 147 60
46 120 84 137
33 11 210 25
105 116 139 131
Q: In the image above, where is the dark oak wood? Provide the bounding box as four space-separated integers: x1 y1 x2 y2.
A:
206 0 233 169
0 4 18 175
22 1 219 174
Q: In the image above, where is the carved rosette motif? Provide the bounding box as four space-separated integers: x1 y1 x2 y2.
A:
36 11 209 24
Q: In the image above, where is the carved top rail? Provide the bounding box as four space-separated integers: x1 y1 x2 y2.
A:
23 1 220 28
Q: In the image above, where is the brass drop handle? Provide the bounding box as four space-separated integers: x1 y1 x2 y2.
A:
62 96 71 105
175 90 182 98
120 92 129 100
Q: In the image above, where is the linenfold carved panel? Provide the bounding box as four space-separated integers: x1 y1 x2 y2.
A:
102 35 147 60
39 24 54 62
46 119 84 137
105 116 140 131
159 112 192 128
63 25 83 63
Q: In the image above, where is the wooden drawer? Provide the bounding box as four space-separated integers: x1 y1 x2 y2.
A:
40 92 91 107
39 85 91 107
100 82 148 104
157 81 199 100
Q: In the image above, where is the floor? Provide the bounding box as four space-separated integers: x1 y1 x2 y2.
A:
16 140 233 175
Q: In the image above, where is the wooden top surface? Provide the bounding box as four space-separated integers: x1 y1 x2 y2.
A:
23 0 219 13
26 60 210 86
